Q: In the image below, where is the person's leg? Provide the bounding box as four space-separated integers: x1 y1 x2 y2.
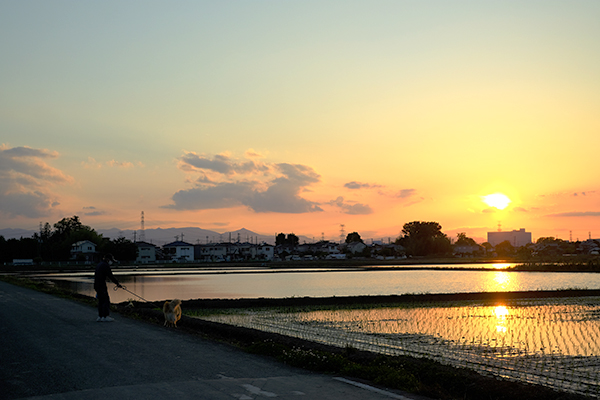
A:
97 291 110 318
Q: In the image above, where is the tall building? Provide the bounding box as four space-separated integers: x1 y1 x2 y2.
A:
487 228 532 247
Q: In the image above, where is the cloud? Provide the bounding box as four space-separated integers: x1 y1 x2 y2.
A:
82 157 140 169
165 152 323 213
396 189 416 199
179 152 270 176
0 145 71 217
328 196 373 215
573 191 596 197
547 211 600 217
82 206 106 216
344 181 382 190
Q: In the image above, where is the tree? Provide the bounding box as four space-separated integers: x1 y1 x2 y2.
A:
455 233 477 247
345 232 363 244
275 233 287 246
275 233 299 248
495 240 515 257
34 216 104 261
396 221 452 257
287 233 299 248
103 237 138 262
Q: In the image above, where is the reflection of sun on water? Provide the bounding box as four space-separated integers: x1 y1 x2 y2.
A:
493 305 509 333
483 270 519 292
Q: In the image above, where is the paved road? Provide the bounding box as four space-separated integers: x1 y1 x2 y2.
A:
0 281 427 400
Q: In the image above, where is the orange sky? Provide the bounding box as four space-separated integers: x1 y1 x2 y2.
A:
1 2 600 243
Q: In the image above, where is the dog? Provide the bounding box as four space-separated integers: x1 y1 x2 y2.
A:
162 299 182 327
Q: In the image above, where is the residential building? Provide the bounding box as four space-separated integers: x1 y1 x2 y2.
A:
163 240 194 262
136 241 158 264
194 242 275 262
70 240 97 261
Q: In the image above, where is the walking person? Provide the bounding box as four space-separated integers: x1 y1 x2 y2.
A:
94 253 122 322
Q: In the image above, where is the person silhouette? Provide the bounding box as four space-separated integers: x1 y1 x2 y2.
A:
94 253 122 322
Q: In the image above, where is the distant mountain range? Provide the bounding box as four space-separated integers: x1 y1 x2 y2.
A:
0 227 315 246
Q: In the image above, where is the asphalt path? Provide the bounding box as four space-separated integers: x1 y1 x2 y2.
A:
0 281 427 400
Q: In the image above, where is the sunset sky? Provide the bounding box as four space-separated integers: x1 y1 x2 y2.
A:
1 1 599 243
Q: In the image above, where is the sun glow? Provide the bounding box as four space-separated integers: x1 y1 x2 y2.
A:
483 193 511 210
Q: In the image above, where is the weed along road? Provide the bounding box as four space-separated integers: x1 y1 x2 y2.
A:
0 281 425 400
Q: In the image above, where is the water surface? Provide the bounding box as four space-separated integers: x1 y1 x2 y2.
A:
39 263 600 303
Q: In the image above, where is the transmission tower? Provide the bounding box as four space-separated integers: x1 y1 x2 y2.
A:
139 211 146 242
340 224 346 244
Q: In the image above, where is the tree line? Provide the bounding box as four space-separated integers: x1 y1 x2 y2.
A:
0 216 137 264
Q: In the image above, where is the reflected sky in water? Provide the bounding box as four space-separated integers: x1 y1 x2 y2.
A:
43 266 600 303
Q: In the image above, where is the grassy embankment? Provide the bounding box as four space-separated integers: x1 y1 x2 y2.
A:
1 273 596 400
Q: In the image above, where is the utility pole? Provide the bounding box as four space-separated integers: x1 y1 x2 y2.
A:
139 211 145 242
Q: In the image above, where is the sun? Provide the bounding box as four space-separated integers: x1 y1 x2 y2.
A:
483 193 511 210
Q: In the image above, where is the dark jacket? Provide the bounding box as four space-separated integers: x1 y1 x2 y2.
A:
94 261 120 293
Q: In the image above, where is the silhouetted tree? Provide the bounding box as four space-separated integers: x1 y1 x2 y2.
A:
275 233 287 246
34 216 104 261
495 240 515 257
396 221 452 257
287 233 299 248
345 232 363 243
276 233 299 248
103 237 137 262
455 232 477 246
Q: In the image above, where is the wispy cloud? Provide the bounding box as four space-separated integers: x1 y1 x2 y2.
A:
344 181 383 190
164 151 322 213
0 144 72 217
328 196 373 215
82 206 106 216
547 211 600 217
82 157 141 169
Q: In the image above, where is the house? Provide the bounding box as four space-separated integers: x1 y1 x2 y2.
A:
255 243 274 261
135 241 158 264
453 244 483 257
194 242 275 262
346 241 367 255
163 241 194 262
70 240 97 261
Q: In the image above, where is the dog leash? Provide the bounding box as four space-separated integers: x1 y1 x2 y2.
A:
113 285 156 305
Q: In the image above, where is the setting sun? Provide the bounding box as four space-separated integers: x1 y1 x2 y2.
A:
483 193 511 210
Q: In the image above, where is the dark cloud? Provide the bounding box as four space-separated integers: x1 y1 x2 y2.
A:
0 190 56 218
396 189 416 198
548 211 600 217
328 196 373 215
165 155 322 214
0 145 70 218
82 206 106 216
179 152 269 175
344 181 382 190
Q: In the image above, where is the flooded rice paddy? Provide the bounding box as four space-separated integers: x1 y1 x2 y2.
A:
33 263 600 396
38 263 600 303
199 296 600 397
